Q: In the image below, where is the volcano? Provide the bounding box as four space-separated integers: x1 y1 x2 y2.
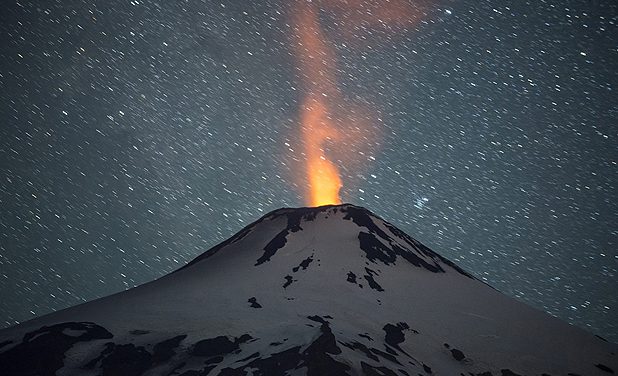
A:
0 204 615 375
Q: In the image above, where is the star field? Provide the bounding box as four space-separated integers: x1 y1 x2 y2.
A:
1 1 616 340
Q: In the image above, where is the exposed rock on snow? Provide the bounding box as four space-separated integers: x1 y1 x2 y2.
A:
0 204 616 375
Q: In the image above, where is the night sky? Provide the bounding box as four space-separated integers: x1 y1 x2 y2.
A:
1 1 616 341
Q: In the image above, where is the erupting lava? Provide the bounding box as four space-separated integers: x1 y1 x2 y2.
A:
293 2 345 207
301 99 342 207
291 0 427 207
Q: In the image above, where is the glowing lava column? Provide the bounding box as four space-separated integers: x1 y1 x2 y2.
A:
293 2 343 207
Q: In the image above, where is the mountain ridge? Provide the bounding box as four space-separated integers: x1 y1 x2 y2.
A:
0 203 615 375
181 203 474 279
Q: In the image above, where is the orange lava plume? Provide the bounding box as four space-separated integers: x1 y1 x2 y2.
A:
301 99 342 206
293 3 343 206
290 0 427 207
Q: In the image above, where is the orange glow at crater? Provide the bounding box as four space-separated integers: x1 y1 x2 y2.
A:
293 3 344 207
301 99 342 207
290 0 427 207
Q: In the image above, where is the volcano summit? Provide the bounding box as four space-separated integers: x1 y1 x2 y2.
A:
0 204 615 375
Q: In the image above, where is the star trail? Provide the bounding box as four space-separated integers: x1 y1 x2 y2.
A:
0 1 616 341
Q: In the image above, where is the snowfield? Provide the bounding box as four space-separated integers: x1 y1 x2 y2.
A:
0 204 616 375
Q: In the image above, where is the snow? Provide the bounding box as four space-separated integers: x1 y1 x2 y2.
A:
0 204 616 375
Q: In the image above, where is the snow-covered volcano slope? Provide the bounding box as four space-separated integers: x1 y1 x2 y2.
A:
0 204 615 375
